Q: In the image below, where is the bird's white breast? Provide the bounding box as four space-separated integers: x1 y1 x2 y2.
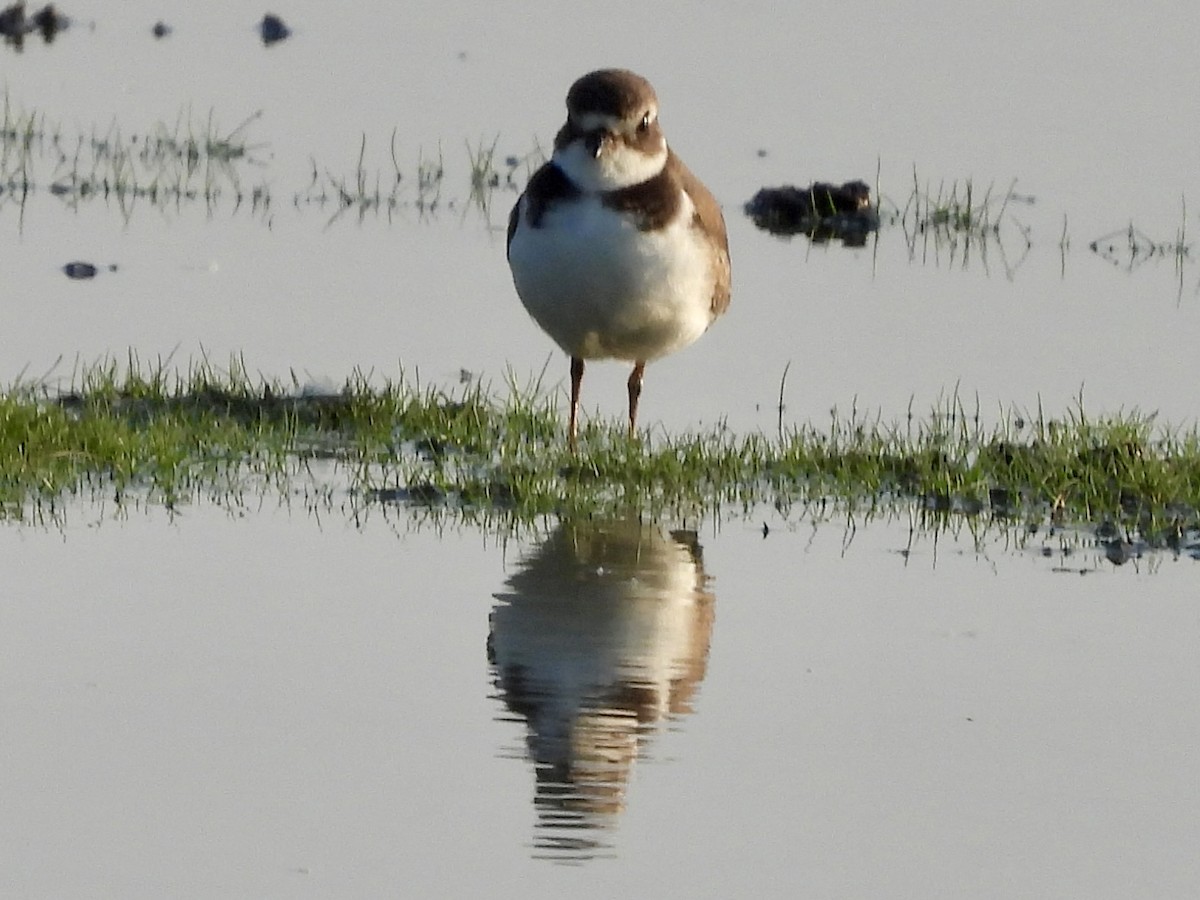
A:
508 192 716 362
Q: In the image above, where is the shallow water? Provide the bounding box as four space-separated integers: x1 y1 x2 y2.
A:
3 503 1198 897
5 0 1199 430
4 0 1200 895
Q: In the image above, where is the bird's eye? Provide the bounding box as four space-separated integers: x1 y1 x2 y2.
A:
638 112 652 133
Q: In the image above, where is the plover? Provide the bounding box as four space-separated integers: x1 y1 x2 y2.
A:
506 68 731 448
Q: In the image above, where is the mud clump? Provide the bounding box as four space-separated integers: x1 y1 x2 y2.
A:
0 2 68 48
258 13 290 45
745 180 878 246
63 261 117 279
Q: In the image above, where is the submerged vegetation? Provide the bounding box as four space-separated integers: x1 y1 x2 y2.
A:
1 94 1195 285
3 361 1200 553
876 168 1035 275
0 94 541 227
0 96 271 220
2 101 1196 542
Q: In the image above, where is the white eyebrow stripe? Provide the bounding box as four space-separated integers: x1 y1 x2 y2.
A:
572 105 657 132
574 112 621 132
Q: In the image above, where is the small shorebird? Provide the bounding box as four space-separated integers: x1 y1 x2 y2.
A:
506 68 731 448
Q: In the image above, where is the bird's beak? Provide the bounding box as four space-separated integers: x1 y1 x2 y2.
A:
585 130 606 159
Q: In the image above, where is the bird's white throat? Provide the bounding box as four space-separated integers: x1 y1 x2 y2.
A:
553 137 668 193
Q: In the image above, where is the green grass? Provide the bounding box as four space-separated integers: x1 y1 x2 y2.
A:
4 359 1200 545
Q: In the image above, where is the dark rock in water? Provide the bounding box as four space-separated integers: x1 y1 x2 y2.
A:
29 2 65 40
0 1 68 48
1103 540 1135 567
0 2 21 31
988 487 1015 515
259 12 290 45
151 20 171 38
0 1 27 46
63 261 116 279
745 180 878 246
63 261 98 279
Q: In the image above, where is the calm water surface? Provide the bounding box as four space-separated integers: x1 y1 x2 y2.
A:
3 0 1200 895
3 0 1199 429
2 503 1198 897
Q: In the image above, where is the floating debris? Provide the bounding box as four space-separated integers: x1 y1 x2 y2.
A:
63 262 97 279
745 180 878 245
365 483 446 506
0 1 26 45
258 12 290 45
62 261 117 279
0 2 68 48
1089 222 1192 271
1103 539 1136 566
29 2 65 40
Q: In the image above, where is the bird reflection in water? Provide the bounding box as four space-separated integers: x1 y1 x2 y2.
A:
487 518 716 862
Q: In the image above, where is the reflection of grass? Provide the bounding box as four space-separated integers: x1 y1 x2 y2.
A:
296 133 543 225
1089 199 1193 270
1087 199 1196 299
0 97 537 226
875 167 1034 276
465 135 545 217
884 166 1022 235
299 131 412 224
4 361 1200 550
0 98 271 222
875 171 1197 288
2 92 1194 277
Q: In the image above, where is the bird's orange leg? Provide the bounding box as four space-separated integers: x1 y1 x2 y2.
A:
627 361 645 439
569 357 585 450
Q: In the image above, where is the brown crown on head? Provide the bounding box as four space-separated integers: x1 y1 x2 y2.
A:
566 69 657 121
